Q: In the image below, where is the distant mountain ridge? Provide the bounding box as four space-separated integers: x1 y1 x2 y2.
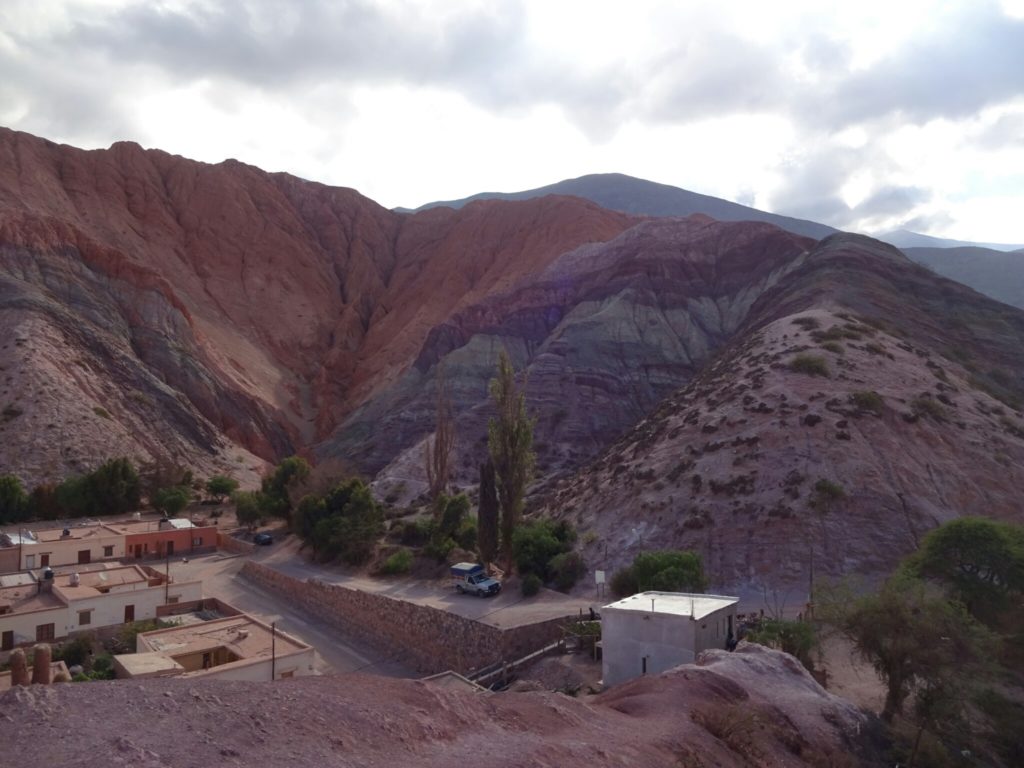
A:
399 173 838 240
879 228 1024 252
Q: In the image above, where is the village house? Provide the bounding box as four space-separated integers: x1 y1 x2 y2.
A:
0 518 218 573
600 591 739 686
114 613 315 682
0 563 202 652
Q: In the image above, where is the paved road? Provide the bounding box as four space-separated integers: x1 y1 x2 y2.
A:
168 551 415 678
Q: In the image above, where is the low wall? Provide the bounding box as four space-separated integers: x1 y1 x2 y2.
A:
217 532 255 556
240 561 571 676
157 597 243 619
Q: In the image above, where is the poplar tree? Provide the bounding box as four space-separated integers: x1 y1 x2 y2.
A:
424 366 455 503
477 460 499 566
487 349 535 572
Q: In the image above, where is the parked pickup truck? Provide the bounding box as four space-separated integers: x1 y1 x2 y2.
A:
451 562 501 597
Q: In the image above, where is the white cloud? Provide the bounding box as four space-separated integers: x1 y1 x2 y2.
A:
1 0 1022 241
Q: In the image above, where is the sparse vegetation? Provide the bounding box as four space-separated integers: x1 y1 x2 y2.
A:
789 354 830 377
792 316 820 331
849 390 884 414
92 406 111 419
378 548 413 575
820 341 844 354
746 619 817 671
809 478 845 512
910 395 947 422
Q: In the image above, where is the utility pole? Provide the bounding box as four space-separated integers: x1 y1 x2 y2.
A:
271 621 277 681
164 553 170 604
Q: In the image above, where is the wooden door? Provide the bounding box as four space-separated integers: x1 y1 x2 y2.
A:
1 631 12 651
40 554 50 567
77 549 91 564
124 604 135 622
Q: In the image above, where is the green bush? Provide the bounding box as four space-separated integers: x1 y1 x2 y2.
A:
549 551 586 591
610 567 639 598
289 478 384 564
512 519 577 581
521 573 542 597
260 456 311 518
746 619 817 670
821 341 844 354
379 549 413 575
0 474 29 525
911 395 947 421
849 390 884 414
398 518 432 547
455 516 478 551
789 354 830 377
612 550 707 597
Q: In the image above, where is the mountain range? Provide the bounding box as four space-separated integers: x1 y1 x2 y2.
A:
2 126 1023 588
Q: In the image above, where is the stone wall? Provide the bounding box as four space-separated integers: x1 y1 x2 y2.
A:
240 561 572 676
217 532 255 556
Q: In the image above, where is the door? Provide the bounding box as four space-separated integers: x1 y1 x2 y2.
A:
77 549 91 564
166 541 174 557
134 544 143 558
1 631 12 651
40 554 50 567
124 605 135 623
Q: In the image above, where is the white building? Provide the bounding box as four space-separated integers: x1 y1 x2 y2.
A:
601 591 739 686
0 563 202 652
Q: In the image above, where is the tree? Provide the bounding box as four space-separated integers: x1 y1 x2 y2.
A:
611 550 708 597
139 460 192 504
306 479 384 564
233 490 267 532
86 457 140 515
904 517 1024 624
841 574 993 723
260 456 311 518
205 475 239 503
487 349 535 571
477 460 499 565
151 486 190 517
0 474 28 524
424 366 455 502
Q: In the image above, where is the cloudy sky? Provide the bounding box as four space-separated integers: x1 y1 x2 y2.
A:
2 0 1023 241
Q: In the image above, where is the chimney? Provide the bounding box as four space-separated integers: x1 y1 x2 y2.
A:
9 648 29 686
31 645 52 684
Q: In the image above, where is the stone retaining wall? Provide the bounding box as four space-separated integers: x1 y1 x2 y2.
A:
240 561 571 676
217 531 256 555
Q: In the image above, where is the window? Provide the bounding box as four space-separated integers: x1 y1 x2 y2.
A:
36 624 55 642
1 631 12 651
103 545 114 557
25 554 35 569
78 610 92 626
193 537 203 547
167 596 180 604
279 670 294 679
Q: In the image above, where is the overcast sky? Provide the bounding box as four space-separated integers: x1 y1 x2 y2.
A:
2 0 1023 241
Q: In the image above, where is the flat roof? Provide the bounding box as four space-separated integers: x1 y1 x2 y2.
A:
103 519 199 534
0 582 63 613
603 592 739 621
137 615 309 661
113 652 185 678
53 565 153 600
32 524 118 543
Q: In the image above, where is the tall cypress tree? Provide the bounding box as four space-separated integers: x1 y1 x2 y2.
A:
487 349 535 572
477 460 499 566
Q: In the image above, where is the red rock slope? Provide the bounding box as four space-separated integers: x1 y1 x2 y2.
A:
0 644 882 768
0 127 632 484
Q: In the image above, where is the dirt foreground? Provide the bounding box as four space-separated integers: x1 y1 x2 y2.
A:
1 643 884 768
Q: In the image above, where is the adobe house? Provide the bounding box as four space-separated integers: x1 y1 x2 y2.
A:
0 563 202 652
102 518 217 560
115 614 315 682
600 591 739 686
1 524 125 571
